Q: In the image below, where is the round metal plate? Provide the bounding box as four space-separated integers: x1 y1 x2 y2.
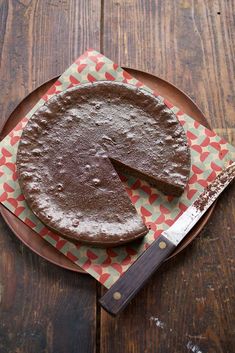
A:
0 68 215 272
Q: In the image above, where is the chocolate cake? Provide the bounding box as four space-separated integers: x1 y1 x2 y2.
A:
16 81 191 246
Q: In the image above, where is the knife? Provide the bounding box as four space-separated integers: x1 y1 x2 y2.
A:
99 162 235 316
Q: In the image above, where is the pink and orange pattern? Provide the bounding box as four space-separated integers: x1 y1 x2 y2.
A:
0 50 234 288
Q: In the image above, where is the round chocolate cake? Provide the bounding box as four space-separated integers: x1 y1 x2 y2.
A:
16 81 190 246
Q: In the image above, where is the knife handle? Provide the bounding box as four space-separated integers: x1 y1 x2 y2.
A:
99 234 176 316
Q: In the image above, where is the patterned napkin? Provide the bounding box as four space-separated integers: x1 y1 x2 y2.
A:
0 49 234 288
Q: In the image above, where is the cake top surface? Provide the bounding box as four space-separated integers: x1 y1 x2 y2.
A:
16 81 190 246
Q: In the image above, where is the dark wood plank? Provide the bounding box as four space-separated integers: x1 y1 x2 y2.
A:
0 1 101 352
0 0 101 130
102 0 235 133
101 1 235 352
0 221 97 353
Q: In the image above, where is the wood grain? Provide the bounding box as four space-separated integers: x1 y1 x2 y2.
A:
0 220 97 353
0 1 100 352
100 235 176 316
0 0 101 130
101 1 235 352
102 0 235 131
0 217 96 353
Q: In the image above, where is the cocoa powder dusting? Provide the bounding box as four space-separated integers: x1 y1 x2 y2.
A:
194 163 235 212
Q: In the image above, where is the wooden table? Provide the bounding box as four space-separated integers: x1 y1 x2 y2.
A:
0 1 234 352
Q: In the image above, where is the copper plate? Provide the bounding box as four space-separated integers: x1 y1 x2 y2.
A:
0 68 215 273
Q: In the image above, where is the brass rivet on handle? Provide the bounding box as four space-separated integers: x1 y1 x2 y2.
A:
159 241 167 249
113 291 122 300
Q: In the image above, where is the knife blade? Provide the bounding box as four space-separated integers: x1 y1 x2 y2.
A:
99 162 235 316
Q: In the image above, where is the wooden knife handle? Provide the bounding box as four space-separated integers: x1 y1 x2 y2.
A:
99 234 176 316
